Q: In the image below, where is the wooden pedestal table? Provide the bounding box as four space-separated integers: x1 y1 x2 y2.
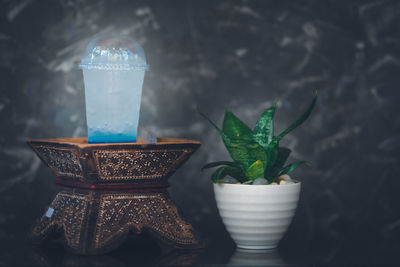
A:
28 137 203 255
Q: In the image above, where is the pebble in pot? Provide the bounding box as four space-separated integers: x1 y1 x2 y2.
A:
223 177 238 184
279 174 292 181
253 178 268 185
280 180 295 185
278 174 295 185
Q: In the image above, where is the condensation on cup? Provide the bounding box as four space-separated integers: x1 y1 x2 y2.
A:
79 34 149 143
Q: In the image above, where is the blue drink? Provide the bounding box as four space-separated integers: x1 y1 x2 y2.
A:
79 35 149 143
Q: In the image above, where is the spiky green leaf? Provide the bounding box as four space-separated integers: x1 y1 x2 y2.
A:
225 166 247 182
211 166 245 183
268 147 291 177
245 160 265 181
279 160 310 176
253 99 278 149
275 92 317 143
198 108 267 171
201 161 242 171
211 167 225 183
198 108 231 147
264 139 279 176
223 110 253 140
228 137 268 170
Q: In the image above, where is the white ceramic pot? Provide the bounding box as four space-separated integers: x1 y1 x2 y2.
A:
213 182 301 250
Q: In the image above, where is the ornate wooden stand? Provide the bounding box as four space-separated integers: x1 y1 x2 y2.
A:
28 137 203 255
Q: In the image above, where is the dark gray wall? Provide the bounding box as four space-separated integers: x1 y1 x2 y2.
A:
1 0 400 264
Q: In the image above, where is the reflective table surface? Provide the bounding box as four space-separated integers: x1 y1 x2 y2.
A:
1 224 399 266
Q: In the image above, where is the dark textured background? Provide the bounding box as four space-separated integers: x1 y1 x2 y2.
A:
1 0 400 265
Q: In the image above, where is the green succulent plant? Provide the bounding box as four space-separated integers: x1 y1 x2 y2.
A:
199 92 317 184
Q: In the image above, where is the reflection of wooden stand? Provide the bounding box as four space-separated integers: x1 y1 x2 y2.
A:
28 137 203 255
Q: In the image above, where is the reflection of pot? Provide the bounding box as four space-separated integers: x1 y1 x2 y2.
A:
229 248 284 266
214 182 301 250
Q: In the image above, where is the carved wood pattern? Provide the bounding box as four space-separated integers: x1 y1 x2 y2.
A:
94 193 198 248
31 190 203 255
93 149 190 180
31 145 84 180
28 138 202 254
32 191 87 250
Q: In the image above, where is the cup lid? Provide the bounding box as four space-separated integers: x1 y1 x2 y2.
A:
79 34 149 71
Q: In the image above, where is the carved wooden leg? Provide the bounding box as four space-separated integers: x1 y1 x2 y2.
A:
31 189 203 255
31 190 89 252
92 191 203 250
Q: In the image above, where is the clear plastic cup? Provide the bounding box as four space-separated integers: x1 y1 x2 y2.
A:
79 34 149 143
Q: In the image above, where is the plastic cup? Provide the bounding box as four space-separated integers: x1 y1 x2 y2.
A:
79 34 149 143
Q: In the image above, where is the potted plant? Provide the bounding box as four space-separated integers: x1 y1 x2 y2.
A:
199 92 317 250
